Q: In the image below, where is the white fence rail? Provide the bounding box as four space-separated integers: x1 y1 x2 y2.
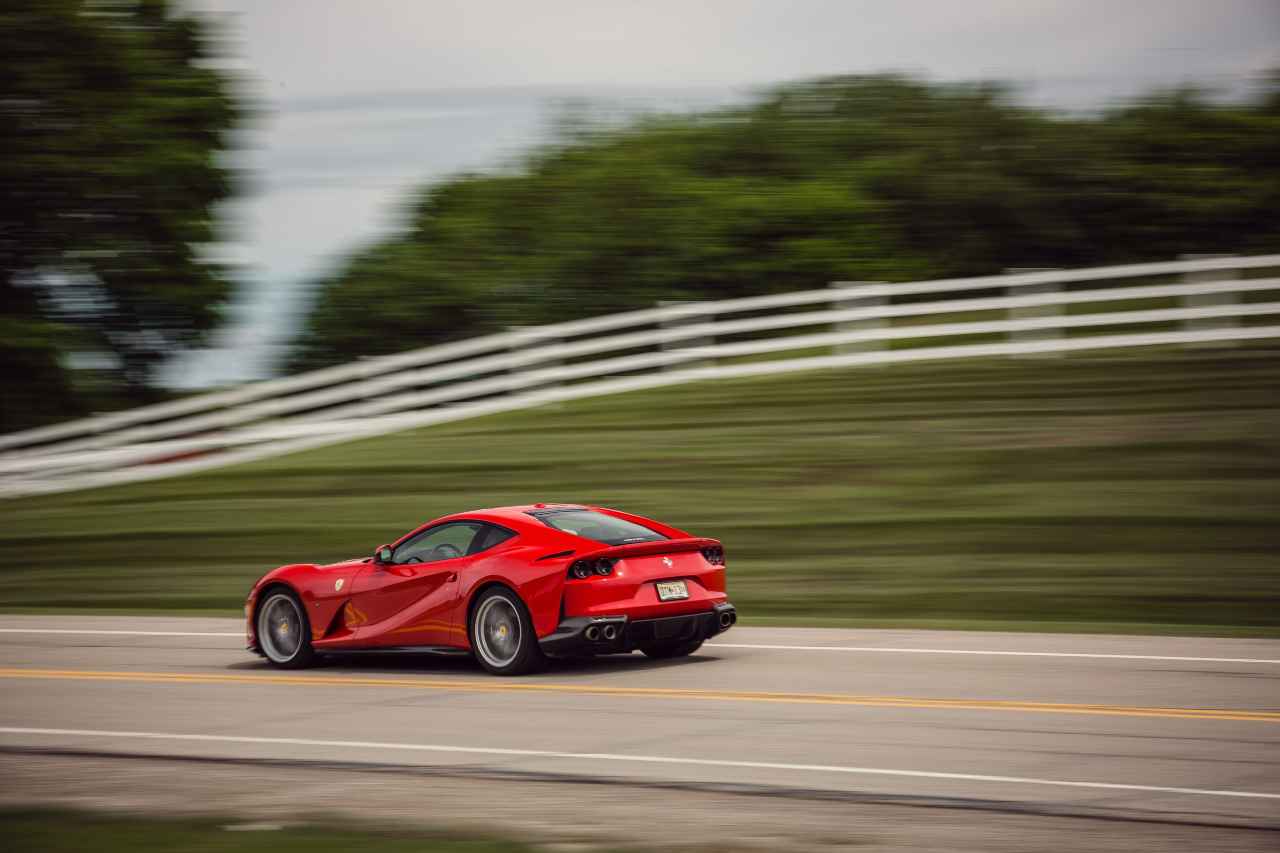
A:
3 254 1278 498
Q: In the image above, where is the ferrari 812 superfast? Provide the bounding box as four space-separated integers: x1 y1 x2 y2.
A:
245 504 736 675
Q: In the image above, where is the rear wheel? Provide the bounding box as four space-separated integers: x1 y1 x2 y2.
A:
470 587 545 676
256 589 315 669
640 638 703 659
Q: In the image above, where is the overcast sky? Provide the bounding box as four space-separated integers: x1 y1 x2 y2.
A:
198 0 1277 97
170 0 1280 386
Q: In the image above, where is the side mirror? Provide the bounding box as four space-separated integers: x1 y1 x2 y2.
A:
374 544 393 564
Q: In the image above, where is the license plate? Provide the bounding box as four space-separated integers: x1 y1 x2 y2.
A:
656 580 689 601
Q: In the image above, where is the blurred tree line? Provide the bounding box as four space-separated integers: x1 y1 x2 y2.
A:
293 74 1280 371
1 0 238 432
3 3 1278 438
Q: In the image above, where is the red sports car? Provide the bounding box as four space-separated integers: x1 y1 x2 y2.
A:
245 504 736 675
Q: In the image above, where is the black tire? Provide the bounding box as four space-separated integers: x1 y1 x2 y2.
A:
256 588 316 669
640 638 704 659
469 587 546 676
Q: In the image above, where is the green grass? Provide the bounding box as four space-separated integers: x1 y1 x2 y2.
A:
3 348 1279 634
3 809 534 853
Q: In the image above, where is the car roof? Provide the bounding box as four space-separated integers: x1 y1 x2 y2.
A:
437 503 679 535
394 503 690 547
460 502 581 514
439 503 593 526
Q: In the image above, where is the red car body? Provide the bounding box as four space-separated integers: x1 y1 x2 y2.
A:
245 504 736 670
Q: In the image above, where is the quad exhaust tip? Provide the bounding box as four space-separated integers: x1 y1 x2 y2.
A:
585 626 601 641
602 624 618 641
719 611 733 628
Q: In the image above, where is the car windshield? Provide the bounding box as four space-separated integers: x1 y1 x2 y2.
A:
532 510 667 545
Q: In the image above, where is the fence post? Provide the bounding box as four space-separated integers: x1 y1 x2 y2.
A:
1180 254 1239 347
1005 268 1061 357
828 282 886 355
658 301 712 371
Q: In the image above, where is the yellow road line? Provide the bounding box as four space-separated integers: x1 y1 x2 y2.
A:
0 667 1275 722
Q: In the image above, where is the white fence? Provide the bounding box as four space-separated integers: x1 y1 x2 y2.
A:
2 254 1278 498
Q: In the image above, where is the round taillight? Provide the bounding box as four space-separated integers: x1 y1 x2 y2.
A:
594 558 615 576
571 561 592 579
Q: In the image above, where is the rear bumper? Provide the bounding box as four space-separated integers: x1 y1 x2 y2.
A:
540 602 737 657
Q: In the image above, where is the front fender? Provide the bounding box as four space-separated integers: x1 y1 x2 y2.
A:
246 560 367 648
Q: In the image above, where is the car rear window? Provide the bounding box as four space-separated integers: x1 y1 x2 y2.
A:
530 509 667 545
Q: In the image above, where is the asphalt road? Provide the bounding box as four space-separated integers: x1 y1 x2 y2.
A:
1 615 1278 850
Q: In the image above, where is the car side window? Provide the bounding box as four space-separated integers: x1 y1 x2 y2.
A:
393 522 482 564
468 523 517 556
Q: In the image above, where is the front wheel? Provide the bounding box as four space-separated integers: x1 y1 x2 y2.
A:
257 589 315 668
470 587 545 676
641 638 703 659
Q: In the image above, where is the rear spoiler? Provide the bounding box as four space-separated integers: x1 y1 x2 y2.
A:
583 537 720 560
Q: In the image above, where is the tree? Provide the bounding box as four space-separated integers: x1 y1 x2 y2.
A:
292 74 1280 373
0 0 240 431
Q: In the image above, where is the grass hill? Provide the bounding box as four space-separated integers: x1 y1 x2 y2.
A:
2 347 1278 635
